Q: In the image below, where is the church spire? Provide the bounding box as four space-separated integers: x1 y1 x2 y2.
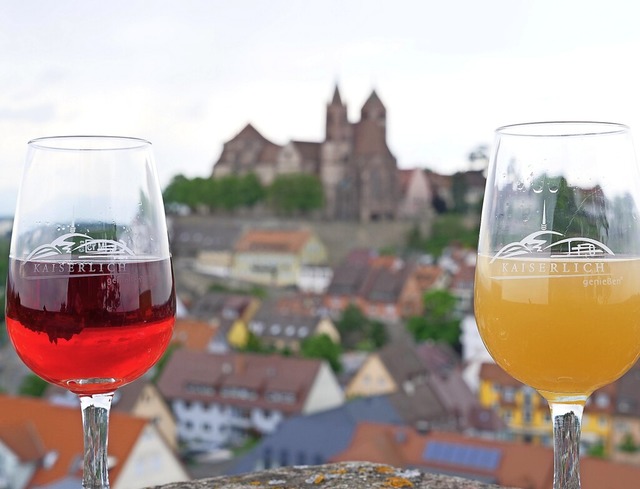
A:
331 84 343 105
326 83 349 142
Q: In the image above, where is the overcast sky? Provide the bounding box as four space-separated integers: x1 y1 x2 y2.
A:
2 0 640 215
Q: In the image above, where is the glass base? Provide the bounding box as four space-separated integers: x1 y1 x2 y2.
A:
538 390 588 405
66 378 119 395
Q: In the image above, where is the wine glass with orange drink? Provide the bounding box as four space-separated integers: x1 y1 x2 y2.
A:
474 122 640 489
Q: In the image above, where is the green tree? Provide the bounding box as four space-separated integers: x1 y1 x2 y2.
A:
336 303 369 349
619 432 639 453
300 334 342 373
238 173 265 207
241 331 270 353
163 173 266 213
420 214 479 257
587 441 606 458
216 175 241 210
268 173 324 214
407 289 461 350
336 304 389 351
163 174 195 209
18 374 48 397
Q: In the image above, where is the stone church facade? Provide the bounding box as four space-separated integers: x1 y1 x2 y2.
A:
212 86 399 222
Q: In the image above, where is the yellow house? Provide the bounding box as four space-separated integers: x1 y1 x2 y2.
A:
45 380 180 451
125 382 181 450
231 228 328 287
478 362 615 453
227 318 251 349
345 352 397 398
345 341 427 398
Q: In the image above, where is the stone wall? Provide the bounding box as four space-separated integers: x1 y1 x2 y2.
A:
148 462 513 489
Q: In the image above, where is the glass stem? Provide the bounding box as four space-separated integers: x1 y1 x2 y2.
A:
80 393 114 489
550 402 584 489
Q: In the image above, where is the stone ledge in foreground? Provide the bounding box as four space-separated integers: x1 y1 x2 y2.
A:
148 462 515 489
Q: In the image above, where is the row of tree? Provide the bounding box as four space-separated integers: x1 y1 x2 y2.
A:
163 173 324 215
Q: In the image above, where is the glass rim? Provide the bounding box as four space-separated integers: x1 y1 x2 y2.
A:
28 135 151 151
496 121 630 137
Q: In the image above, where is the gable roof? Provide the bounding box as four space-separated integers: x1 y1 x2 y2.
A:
0 395 148 488
45 376 155 414
378 340 480 430
359 257 414 303
290 140 322 162
215 123 282 167
479 362 522 388
171 318 219 351
386 384 449 428
327 251 414 304
157 349 324 415
0 421 46 462
377 340 428 385
234 229 314 254
232 123 265 141
414 341 460 374
189 292 256 322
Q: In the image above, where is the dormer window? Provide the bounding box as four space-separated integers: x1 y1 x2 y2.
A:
595 393 610 408
250 321 264 334
270 324 282 335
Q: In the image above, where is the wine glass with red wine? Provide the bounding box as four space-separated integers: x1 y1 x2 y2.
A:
5 136 176 488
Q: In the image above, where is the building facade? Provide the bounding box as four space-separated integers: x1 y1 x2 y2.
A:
212 86 400 222
157 350 344 449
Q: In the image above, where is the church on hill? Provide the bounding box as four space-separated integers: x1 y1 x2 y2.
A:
212 85 400 222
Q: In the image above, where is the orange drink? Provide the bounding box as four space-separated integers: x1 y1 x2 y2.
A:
474 254 640 400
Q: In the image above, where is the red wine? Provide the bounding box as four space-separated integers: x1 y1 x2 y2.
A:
5 257 175 395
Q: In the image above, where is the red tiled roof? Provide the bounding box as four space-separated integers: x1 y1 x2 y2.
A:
412 264 446 292
0 421 45 461
234 229 314 254
0 395 147 487
171 318 219 351
338 422 640 488
331 422 553 488
156 349 323 415
479 362 523 388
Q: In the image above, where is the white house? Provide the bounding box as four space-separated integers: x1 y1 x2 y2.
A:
157 349 344 449
460 314 495 392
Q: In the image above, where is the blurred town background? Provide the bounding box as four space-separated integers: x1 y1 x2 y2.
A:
2 85 640 489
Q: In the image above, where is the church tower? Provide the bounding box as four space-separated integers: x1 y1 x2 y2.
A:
353 89 398 221
360 90 386 135
321 85 354 219
326 85 350 142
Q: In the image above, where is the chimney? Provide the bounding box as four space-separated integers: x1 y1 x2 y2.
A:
234 354 246 374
